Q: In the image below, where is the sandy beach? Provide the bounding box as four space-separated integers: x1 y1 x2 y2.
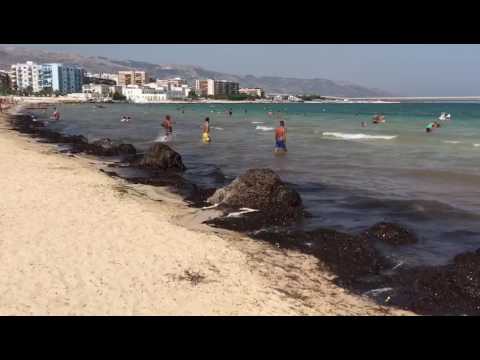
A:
0 109 412 315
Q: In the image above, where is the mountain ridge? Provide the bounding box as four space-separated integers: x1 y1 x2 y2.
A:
0 46 394 97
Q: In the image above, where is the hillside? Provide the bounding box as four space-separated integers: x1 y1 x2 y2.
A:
0 46 393 97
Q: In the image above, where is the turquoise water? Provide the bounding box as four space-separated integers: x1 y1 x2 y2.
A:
34 102 480 267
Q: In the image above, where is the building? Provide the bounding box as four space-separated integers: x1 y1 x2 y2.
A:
10 61 42 92
118 71 148 87
239 87 265 98
194 79 213 97
194 79 239 98
40 63 84 94
0 70 10 93
85 72 118 84
146 80 191 100
122 85 167 103
156 77 187 89
82 84 111 99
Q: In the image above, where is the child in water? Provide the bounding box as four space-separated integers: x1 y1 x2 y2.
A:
202 117 211 143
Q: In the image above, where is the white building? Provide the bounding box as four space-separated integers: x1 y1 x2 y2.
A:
82 84 111 99
239 87 265 98
145 81 191 100
122 85 167 103
10 61 42 92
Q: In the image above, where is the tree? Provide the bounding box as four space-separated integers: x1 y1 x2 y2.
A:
112 92 126 101
188 90 199 99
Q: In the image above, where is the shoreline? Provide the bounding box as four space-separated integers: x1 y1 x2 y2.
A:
0 109 410 315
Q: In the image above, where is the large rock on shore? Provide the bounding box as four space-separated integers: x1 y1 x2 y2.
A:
85 138 137 157
136 143 186 171
207 168 302 214
363 222 418 246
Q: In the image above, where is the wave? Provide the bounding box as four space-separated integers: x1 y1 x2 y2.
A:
444 140 462 144
256 126 274 131
322 132 397 140
251 121 264 124
474 144 480 147
213 127 224 131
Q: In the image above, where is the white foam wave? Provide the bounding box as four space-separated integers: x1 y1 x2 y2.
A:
444 140 461 144
213 127 223 131
256 126 274 131
474 144 480 147
322 132 397 140
251 121 264 124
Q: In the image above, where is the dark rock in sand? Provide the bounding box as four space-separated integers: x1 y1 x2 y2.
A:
207 168 303 217
117 143 137 155
363 222 418 246
251 228 386 282
84 138 137 157
386 248 480 315
87 138 119 156
135 143 186 171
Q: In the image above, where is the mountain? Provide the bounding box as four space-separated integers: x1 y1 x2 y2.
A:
0 46 393 97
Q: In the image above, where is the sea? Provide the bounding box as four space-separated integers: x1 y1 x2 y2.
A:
32 102 480 267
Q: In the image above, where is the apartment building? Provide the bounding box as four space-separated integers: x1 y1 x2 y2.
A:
118 71 148 86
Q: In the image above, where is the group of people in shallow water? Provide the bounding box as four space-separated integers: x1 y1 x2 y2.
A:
360 112 451 133
158 113 287 152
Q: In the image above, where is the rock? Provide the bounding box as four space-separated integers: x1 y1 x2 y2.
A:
87 138 119 156
136 143 186 171
386 248 480 315
363 222 418 246
117 143 137 155
251 228 386 282
62 134 88 145
207 168 302 215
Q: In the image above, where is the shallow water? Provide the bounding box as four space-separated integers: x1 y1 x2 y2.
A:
33 102 480 267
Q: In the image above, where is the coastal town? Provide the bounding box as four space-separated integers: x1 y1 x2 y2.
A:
0 60 309 104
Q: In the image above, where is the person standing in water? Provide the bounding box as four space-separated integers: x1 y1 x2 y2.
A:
52 107 60 121
274 120 287 153
162 115 173 137
426 122 435 133
202 117 211 143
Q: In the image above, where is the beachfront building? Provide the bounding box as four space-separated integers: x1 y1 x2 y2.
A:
118 71 148 87
239 87 265 98
122 85 167 103
145 80 191 100
0 70 10 93
40 63 84 94
156 77 188 89
85 72 119 84
194 79 239 98
82 84 111 100
9 61 42 92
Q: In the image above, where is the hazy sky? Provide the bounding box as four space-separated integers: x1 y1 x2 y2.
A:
15 44 480 96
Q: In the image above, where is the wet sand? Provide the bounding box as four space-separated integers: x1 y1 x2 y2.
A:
0 111 412 315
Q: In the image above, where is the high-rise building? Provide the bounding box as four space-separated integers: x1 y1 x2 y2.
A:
40 63 84 94
0 70 10 92
195 79 239 97
118 71 148 86
10 61 42 92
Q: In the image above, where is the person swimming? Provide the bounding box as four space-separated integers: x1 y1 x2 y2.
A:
274 120 287 153
372 113 385 124
361 121 367 127
202 117 211 143
426 122 435 132
121 115 127 122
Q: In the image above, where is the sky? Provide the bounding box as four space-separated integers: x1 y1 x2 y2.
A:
15 44 480 96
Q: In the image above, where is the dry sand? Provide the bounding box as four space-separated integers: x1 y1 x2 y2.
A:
0 112 413 315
